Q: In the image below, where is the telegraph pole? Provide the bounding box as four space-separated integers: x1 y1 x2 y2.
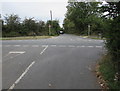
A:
49 10 52 35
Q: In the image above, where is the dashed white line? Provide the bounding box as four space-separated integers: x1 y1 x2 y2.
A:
9 61 35 90
40 45 48 55
87 46 94 48
96 46 102 48
50 45 56 47
81 45 85 47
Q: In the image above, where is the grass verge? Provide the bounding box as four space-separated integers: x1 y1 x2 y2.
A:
97 53 120 89
1 36 54 40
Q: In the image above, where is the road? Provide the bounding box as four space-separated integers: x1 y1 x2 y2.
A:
2 34 105 89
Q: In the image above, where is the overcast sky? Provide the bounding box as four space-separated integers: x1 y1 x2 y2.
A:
1 0 68 27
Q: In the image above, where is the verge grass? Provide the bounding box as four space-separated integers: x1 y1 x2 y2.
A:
1 36 53 40
98 53 120 89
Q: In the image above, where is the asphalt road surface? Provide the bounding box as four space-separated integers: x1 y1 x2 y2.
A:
2 34 105 89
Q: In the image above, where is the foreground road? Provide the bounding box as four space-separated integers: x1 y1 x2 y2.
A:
2 34 104 89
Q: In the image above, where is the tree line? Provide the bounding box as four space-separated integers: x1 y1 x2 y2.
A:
63 1 120 87
2 14 61 37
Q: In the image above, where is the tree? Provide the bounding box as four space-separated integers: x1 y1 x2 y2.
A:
3 14 21 37
101 2 120 19
22 18 37 36
46 20 60 35
64 2 102 35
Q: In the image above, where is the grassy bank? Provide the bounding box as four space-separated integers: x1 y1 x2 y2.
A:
1 36 54 40
97 53 120 89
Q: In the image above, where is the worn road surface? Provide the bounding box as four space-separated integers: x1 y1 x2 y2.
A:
2 34 105 89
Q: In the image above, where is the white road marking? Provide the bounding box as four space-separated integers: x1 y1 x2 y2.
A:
9 51 25 54
87 46 94 48
81 45 85 47
51 45 56 47
40 45 48 55
9 61 35 90
96 46 102 48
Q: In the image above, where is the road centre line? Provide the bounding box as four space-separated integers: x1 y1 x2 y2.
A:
81 45 85 47
40 45 48 55
87 46 94 48
96 46 102 48
8 61 35 90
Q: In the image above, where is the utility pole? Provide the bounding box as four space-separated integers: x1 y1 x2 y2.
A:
49 10 52 36
88 25 90 37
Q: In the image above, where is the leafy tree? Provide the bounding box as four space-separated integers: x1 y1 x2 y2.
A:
46 20 60 35
64 2 102 35
3 14 21 37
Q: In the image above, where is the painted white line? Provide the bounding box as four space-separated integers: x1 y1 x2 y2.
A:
50 45 56 47
40 45 48 55
96 46 102 48
87 46 94 48
14 45 21 47
81 45 85 47
9 51 25 54
9 61 35 90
